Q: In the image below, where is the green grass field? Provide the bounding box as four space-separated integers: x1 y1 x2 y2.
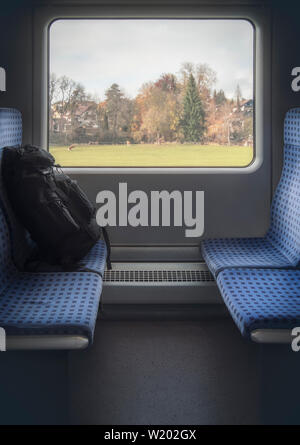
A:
49 144 253 167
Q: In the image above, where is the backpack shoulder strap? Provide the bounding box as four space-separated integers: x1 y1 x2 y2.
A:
102 227 112 270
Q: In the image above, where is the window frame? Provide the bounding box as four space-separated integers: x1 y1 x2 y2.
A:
33 4 270 175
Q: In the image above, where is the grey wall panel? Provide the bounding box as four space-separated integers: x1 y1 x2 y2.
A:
69 169 270 244
271 2 300 191
0 3 33 144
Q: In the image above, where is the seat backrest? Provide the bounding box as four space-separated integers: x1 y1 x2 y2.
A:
267 108 300 265
0 108 32 270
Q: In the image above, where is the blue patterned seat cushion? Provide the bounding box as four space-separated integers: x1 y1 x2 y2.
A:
267 109 300 264
202 108 300 276
0 109 31 269
0 271 102 342
0 108 22 148
201 237 291 279
217 268 300 338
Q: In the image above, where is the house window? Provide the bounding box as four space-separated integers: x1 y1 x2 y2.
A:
49 19 254 167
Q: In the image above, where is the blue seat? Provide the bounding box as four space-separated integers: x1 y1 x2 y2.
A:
0 108 107 277
202 108 300 278
0 198 102 344
0 108 105 346
217 268 300 339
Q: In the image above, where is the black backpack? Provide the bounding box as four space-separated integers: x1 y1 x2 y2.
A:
2 145 111 270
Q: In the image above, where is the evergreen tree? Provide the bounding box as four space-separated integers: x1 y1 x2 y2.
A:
105 83 124 142
214 89 226 106
235 84 242 109
181 74 205 142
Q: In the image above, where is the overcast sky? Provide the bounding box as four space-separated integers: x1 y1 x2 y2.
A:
50 19 253 100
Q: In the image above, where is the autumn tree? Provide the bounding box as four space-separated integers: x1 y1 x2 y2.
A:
136 77 181 143
70 83 87 112
49 73 58 108
50 74 88 114
220 101 234 145
104 83 135 143
140 85 167 143
58 76 76 115
154 73 178 93
181 74 205 143
180 63 216 98
49 73 58 131
195 63 217 109
179 62 194 87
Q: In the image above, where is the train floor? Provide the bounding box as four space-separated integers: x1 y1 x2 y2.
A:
69 318 260 425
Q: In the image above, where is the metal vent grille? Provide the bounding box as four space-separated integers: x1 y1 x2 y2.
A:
103 269 214 283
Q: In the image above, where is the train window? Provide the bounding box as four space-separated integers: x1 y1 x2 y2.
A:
49 19 254 168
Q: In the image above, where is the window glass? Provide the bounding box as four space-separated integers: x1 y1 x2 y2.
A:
49 19 254 167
